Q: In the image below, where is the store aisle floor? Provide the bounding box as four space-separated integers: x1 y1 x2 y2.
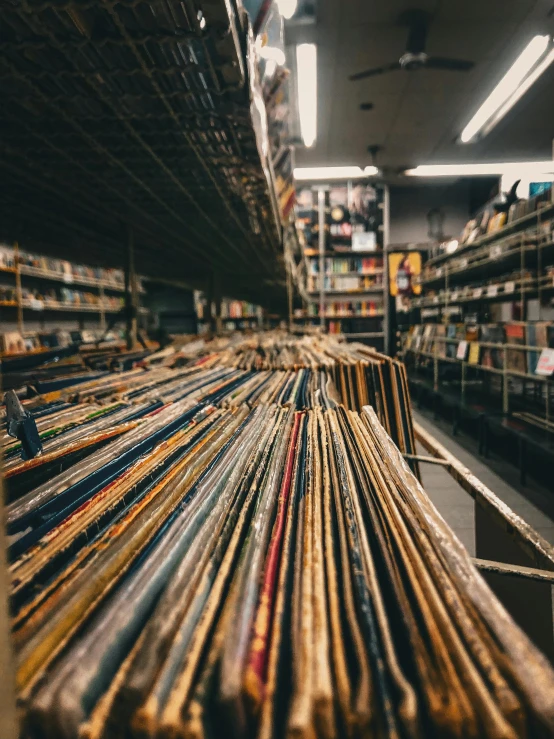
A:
414 411 554 555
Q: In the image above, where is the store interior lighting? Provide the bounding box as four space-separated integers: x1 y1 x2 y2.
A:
404 161 554 178
296 43 317 148
276 0 298 20
259 46 286 66
294 165 379 180
460 35 552 143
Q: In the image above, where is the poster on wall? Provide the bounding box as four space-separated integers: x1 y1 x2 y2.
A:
388 251 422 312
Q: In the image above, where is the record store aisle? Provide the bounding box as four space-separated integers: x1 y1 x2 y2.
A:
415 412 554 552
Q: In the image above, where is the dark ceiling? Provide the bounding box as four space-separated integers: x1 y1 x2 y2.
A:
289 0 554 172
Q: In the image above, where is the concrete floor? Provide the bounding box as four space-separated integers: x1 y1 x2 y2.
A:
414 411 554 557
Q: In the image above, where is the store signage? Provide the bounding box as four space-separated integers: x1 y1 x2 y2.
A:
536 348 554 376
456 340 468 360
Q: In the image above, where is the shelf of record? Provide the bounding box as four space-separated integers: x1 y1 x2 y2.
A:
404 321 554 379
194 292 263 324
409 191 554 327
0 327 124 356
425 190 554 270
0 243 128 291
0 288 124 314
295 300 384 320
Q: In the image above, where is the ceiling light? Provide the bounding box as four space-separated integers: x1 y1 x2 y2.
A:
460 35 551 143
264 59 277 79
364 166 379 176
296 44 317 148
483 48 554 138
405 161 554 177
259 46 286 66
294 166 366 180
277 0 298 20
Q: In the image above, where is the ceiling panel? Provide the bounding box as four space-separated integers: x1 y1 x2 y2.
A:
294 0 554 172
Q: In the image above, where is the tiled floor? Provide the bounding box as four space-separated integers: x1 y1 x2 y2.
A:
414 411 554 557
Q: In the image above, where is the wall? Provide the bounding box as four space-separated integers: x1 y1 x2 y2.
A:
389 181 473 245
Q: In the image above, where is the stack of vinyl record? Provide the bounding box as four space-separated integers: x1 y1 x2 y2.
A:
3 335 554 739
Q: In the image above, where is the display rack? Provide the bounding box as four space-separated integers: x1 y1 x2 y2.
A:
0 243 145 339
294 181 389 344
412 199 554 323
194 290 264 334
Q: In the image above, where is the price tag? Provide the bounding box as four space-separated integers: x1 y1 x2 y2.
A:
536 348 554 376
63 273 74 284
504 281 515 294
29 299 44 311
473 287 483 298
490 245 502 259
487 284 498 297
456 340 468 360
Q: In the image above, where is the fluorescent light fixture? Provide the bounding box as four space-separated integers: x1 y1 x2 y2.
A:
364 166 379 176
259 46 286 66
405 161 554 177
294 166 366 180
264 59 277 79
461 35 551 143
277 0 298 20
296 44 317 148
485 47 554 137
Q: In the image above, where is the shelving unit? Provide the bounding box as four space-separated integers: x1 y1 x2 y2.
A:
295 182 389 344
0 244 139 336
194 290 264 334
413 200 554 325
402 191 554 487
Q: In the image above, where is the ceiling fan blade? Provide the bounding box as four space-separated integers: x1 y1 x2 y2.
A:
349 62 401 81
426 57 475 71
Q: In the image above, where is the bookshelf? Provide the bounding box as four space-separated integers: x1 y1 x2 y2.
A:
0 244 140 335
194 291 264 334
402 188 554 429
295 181 389 345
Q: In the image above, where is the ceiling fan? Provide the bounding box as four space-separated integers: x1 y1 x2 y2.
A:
349 9 475 81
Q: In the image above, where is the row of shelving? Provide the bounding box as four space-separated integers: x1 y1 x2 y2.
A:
403 334 554 419
0 246 129 292
295 182 388 343
2 298 126 314
407 190 554 330
425 200 554 268
0 244 145 336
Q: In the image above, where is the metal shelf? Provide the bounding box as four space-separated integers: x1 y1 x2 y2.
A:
426 202 554 268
